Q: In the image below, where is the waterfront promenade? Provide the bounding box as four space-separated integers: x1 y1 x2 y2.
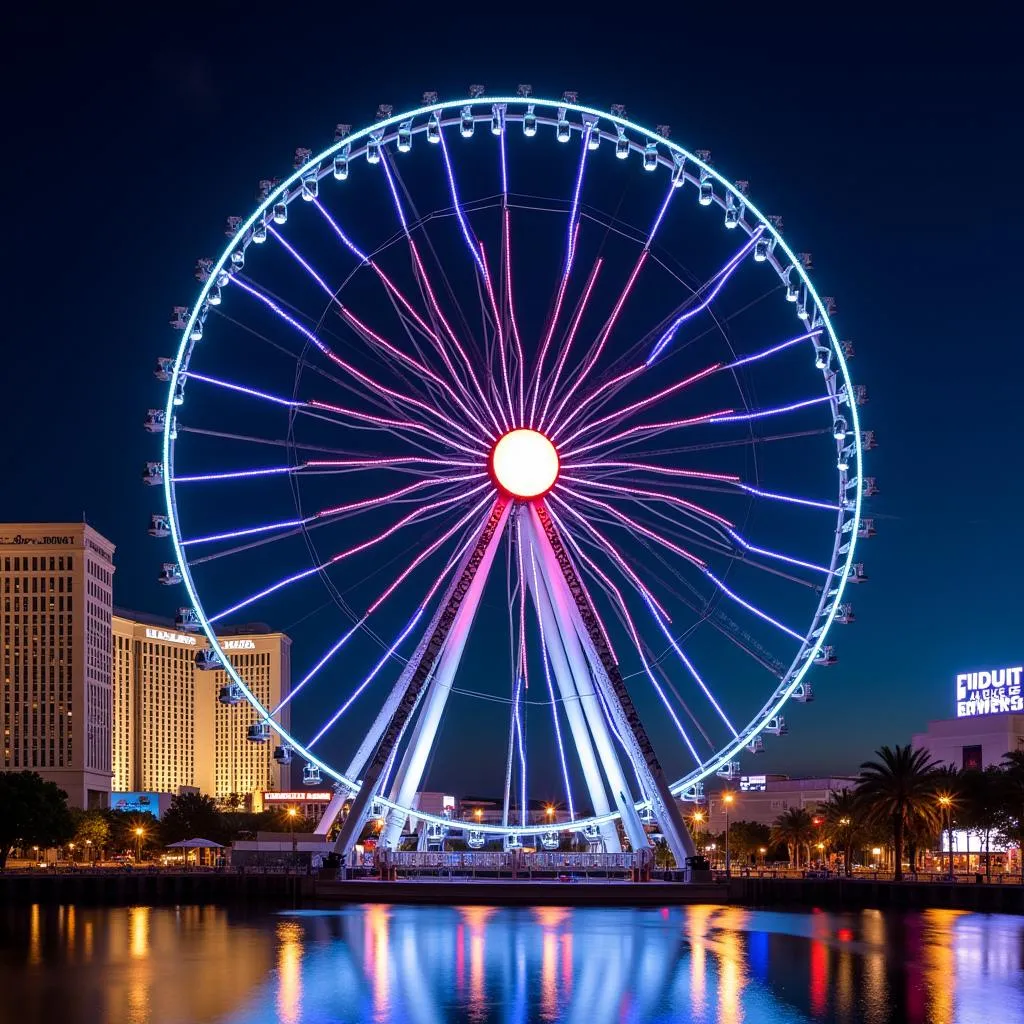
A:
2 866 1022 912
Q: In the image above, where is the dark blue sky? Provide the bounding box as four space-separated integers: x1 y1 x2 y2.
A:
4 12 1021 790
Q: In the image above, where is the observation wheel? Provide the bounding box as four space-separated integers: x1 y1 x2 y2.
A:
145 89 871 859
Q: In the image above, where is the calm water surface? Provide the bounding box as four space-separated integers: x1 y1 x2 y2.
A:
0 902 1021 1023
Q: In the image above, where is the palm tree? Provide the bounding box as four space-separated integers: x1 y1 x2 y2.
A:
1000 751 1024 855
770 807 815 869
821 789 862 877
856 744 940 881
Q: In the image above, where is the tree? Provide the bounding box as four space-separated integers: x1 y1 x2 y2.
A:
727 820 771 866
959 767 1003 879
998 751 1024 853
856 744 940 881
821 788 864 877
160 792 226 845
770 807 815 868
0 771 75 869
70 808 110 859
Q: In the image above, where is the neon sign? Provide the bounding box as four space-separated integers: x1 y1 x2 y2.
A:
145 627 197 646
956 666 1023 717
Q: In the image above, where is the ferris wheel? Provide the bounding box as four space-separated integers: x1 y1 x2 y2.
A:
145 88 872 861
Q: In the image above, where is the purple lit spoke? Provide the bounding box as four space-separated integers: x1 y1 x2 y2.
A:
556 363 722 449
739 484 840 512
704 570 805 643
207 486 489 623
306 608 425 748
558 484 706 570
646 227 763 365
228 276 486 449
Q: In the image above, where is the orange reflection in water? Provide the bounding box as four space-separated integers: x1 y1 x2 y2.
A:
129 906 150 960
365 905 391 1022
534 906 569 1020
275 920 303 1024
861 909 888 1021
459 906 495 1017
921 909 963 1024
28 904 41 966
713 909 749 1024
686 905 713 1018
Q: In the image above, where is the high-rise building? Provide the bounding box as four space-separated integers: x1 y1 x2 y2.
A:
1 523 115 808
111 610 291 803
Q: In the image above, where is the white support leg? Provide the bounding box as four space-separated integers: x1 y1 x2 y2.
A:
377 506 510 849
529 523 649 852
531 503 697 865
526 549 621 853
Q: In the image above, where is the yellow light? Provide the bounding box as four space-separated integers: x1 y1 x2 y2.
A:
545 805 554 817
287 807 298 818
939 795 951 807
723 793 734 806
490 429 559 499
759 847 767 854
872 847 882 856
816 843 825 850
134 828 144 837
474 808 482 820
693 811 704 823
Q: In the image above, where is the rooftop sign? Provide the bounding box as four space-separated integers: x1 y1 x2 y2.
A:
956 666 1023 717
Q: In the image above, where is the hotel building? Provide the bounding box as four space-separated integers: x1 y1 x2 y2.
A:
112 610 291 803
1 523 115 808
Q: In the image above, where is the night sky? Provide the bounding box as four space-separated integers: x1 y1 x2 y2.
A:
4 12 1021 794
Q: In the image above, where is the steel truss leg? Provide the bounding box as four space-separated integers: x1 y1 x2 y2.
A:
531 502 697 865
525 509 645 852
525 533 621 852
334 499 511 856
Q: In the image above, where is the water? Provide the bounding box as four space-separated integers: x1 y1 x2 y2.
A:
0 902 1021 1023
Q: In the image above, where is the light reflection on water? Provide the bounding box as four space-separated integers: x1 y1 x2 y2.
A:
1 901 1022 1023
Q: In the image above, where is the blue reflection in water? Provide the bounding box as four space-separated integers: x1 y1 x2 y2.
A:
2 902 1023 1023
221 904 1024 1024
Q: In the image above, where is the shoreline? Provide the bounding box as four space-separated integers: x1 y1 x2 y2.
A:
1 870 1021 913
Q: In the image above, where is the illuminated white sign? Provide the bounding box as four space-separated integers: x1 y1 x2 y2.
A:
740 775 767 792
263 791 332 802
145 627 197 646
956 666 1023 717
222 639 257 650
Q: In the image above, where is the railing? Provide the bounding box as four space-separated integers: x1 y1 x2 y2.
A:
372 849 655 880
714 868 1024 885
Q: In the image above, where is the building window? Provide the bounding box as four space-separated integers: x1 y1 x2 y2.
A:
962 745 983 771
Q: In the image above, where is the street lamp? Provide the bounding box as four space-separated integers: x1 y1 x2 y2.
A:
759 846 767 867
722 792 735 877
871 846 882 870
134 827 144 864
939 795 954 882
68 842 75 864
545 804 554 821
474 808 483 822
287 807 298 870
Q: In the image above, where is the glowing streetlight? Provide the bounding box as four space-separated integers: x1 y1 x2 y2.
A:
722 792 735 877
474 808 483 822
938 794 954 882
134 827 144 864
287 806 298 868
545 804 555 820
871 846 882 870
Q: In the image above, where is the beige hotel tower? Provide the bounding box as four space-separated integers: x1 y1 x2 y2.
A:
112 612 291 803
1 524 116 807
2 522 291 808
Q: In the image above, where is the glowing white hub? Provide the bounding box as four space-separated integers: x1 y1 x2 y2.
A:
490 429 559 499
